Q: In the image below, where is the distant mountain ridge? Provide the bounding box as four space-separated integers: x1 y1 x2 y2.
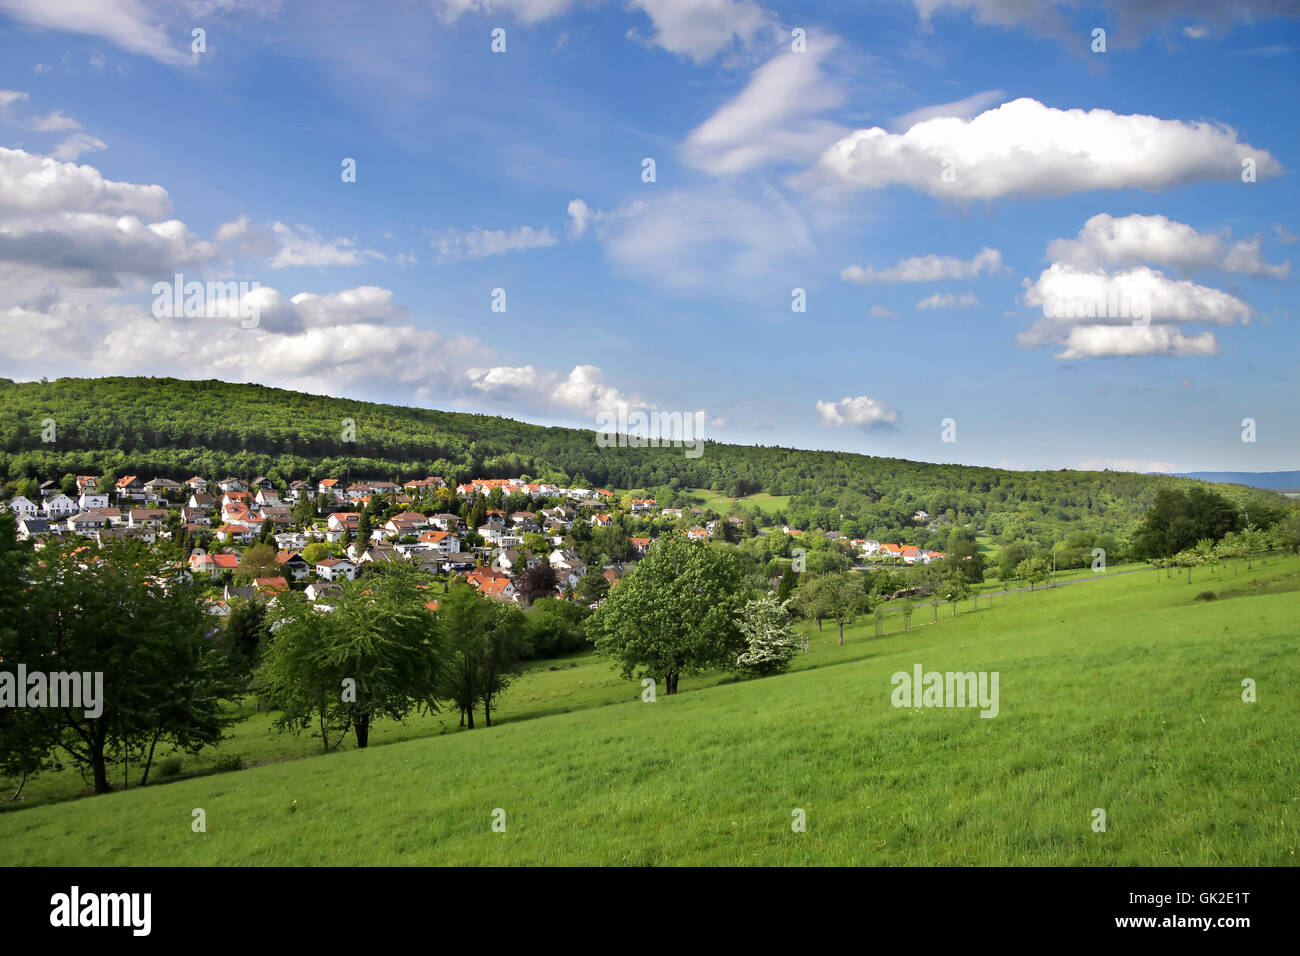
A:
1175 471 1300 491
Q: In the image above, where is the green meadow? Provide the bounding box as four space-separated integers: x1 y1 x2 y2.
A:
1 557 1297 866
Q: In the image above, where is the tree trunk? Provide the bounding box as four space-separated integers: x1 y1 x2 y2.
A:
838 621 844 645
466 706 475 729
666 671 679 695
816 616 823 632
91 750 111 794
140 726 163 786
355 714 370 749
483 698 492 727
10 772 27 802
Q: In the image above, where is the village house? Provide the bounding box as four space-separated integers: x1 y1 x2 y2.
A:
114 475 145 503
189 552 240 578
314 557 358 581
428 513 461 531
185 476 208 493
287 480 314 502
17 516 51 540
275 550 311 580
7 496 38 520
144 477 184 499
78 490 109 510
385 512 429 536
76 475 100 493
42 493 78 518
317 478 341 497
217 477 246 493
327 512 361 533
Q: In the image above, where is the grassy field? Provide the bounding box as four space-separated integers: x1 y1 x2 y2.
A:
687 487 792 516
1 555 1296 865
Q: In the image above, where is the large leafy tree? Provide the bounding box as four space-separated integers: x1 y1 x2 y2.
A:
588 533 746 694
255 563 441 750
1132 487 1243 559
9 537 237 793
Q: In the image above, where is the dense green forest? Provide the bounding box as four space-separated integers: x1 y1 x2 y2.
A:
0 376 1290 550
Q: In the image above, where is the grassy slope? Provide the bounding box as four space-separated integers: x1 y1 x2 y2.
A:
1 559 1297 865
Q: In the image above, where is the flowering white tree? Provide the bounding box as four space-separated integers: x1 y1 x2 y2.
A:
735 596 801 678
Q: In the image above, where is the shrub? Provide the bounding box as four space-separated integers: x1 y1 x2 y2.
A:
1194 591 1217 602
214 754 245 772
157 756 183 778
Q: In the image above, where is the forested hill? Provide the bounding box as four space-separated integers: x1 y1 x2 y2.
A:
0 376 1288 539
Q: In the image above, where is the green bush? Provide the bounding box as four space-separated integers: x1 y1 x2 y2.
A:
214 754 245 772
1194 591 1217 602
157 756 183 778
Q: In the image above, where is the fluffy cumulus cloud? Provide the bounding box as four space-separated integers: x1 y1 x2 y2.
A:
0 147 213 287
893 89 1006 131
1046 213 1290 278
681 39 847 175
843 247 1002 283
1053 325 1220 360
1023 264 1252 326
803 98 1283 200
0 146 170 218
917 291 977 309
816 395 900 429
465 363 647 418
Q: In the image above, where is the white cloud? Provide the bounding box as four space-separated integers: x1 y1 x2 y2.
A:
804 98 1283 200
29 109 80 131
681 40 847 175
916 291 977 309
51 133 106 161
869 304 898 319
0 0 189 65
465 363 648 418
893 88 1005 131
627 0 775 64
1184 24 1210 38
843 247 1003 283
1022 264 1251 325
1046 213 1289 278
567 198 596 238
0 146 170 218
432 224 556 262
816 395 900 428
0 90 29 111
270 222 380 269
1054 324 1220 359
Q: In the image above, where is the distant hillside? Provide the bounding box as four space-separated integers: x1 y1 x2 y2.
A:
1176 471 1300 492
0 376 1291 540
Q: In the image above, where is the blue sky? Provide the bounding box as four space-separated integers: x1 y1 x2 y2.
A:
0 0 1296 472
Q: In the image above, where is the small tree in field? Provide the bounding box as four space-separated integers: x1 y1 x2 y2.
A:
1014 555 1051 590
734 596 800 678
